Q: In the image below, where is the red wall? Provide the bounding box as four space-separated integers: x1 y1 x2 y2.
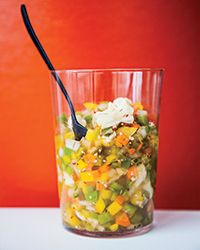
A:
0 0 199 209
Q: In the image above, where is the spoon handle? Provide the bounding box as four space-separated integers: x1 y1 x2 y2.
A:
20 4 77 121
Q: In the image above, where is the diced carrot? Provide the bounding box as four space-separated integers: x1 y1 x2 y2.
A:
96 182 105 191
115 133 129 147
137 143 143 151
132 123 140 129
83 153 96 170
115 195 125 205
127 166 138 179
72 173 79 182
99 165 110 173
116 212 131 227
92 170 101 179
129 148 135 155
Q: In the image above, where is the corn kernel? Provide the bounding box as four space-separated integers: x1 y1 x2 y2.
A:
99 172 109 183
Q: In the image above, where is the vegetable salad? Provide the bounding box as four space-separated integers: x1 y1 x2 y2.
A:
55 97 158 233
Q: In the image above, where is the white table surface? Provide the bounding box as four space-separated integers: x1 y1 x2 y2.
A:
0 209 199 250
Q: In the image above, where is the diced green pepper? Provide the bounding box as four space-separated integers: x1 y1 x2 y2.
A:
57 113 68 126
123 203 137 217
109 182 124 194
98 212 113 225
121 159 131 168
65 165 73 175
84 190 99 203
137 110 148 125
85 114 92 124
131 211 143 224
63 147 73 156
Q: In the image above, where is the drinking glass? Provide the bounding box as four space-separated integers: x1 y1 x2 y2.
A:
50 68 163 237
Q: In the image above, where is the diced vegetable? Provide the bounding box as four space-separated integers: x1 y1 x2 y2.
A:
131 190 145 207
84 189 99 203
100 189 112 200
84 102 97 110
127 166 138 179
95 197 106 213
109 182 124 194
123 203 137 217
121 159 131 168
65 165 73 175
77 159 87 170
98 212 113 225
137 110 148 125
115 133 129 147
109 223 119 231
69 215 81 227
116 212 131 227
115 195 125 205
117 127 138 137
106 154 116 164
107 201 122 215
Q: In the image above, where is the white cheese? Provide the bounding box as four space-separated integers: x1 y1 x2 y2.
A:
93 97 134 129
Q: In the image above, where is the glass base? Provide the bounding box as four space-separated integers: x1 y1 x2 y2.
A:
63 222 153 238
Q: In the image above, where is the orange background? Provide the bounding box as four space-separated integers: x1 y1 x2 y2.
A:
0 0 199 208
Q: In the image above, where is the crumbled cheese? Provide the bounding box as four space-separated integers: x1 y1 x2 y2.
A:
94 97 134 129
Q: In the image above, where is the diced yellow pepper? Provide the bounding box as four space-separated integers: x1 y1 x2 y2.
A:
64 131 74 140
117 127 138 137
106 154 116 164
136 101 143 110
55 134 64 149
85 128 99 142
95 197 106 213
80 171 94 182
65 207 73 218
77 159 87 170
62 155 71 165
69 216 81 227
56 157 62 167
111 193 118 201
98 172 109 183
84 102 97 110
110 223 119 232
107 201 122 216
100 189 112 200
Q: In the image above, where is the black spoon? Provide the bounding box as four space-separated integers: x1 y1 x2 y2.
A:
20 4 87 141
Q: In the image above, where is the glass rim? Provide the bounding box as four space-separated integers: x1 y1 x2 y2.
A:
50 67 164 73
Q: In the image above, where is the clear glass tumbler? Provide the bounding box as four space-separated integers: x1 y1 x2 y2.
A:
51 68 163 237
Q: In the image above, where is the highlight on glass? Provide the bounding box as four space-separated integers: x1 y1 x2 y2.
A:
51 68 163 237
